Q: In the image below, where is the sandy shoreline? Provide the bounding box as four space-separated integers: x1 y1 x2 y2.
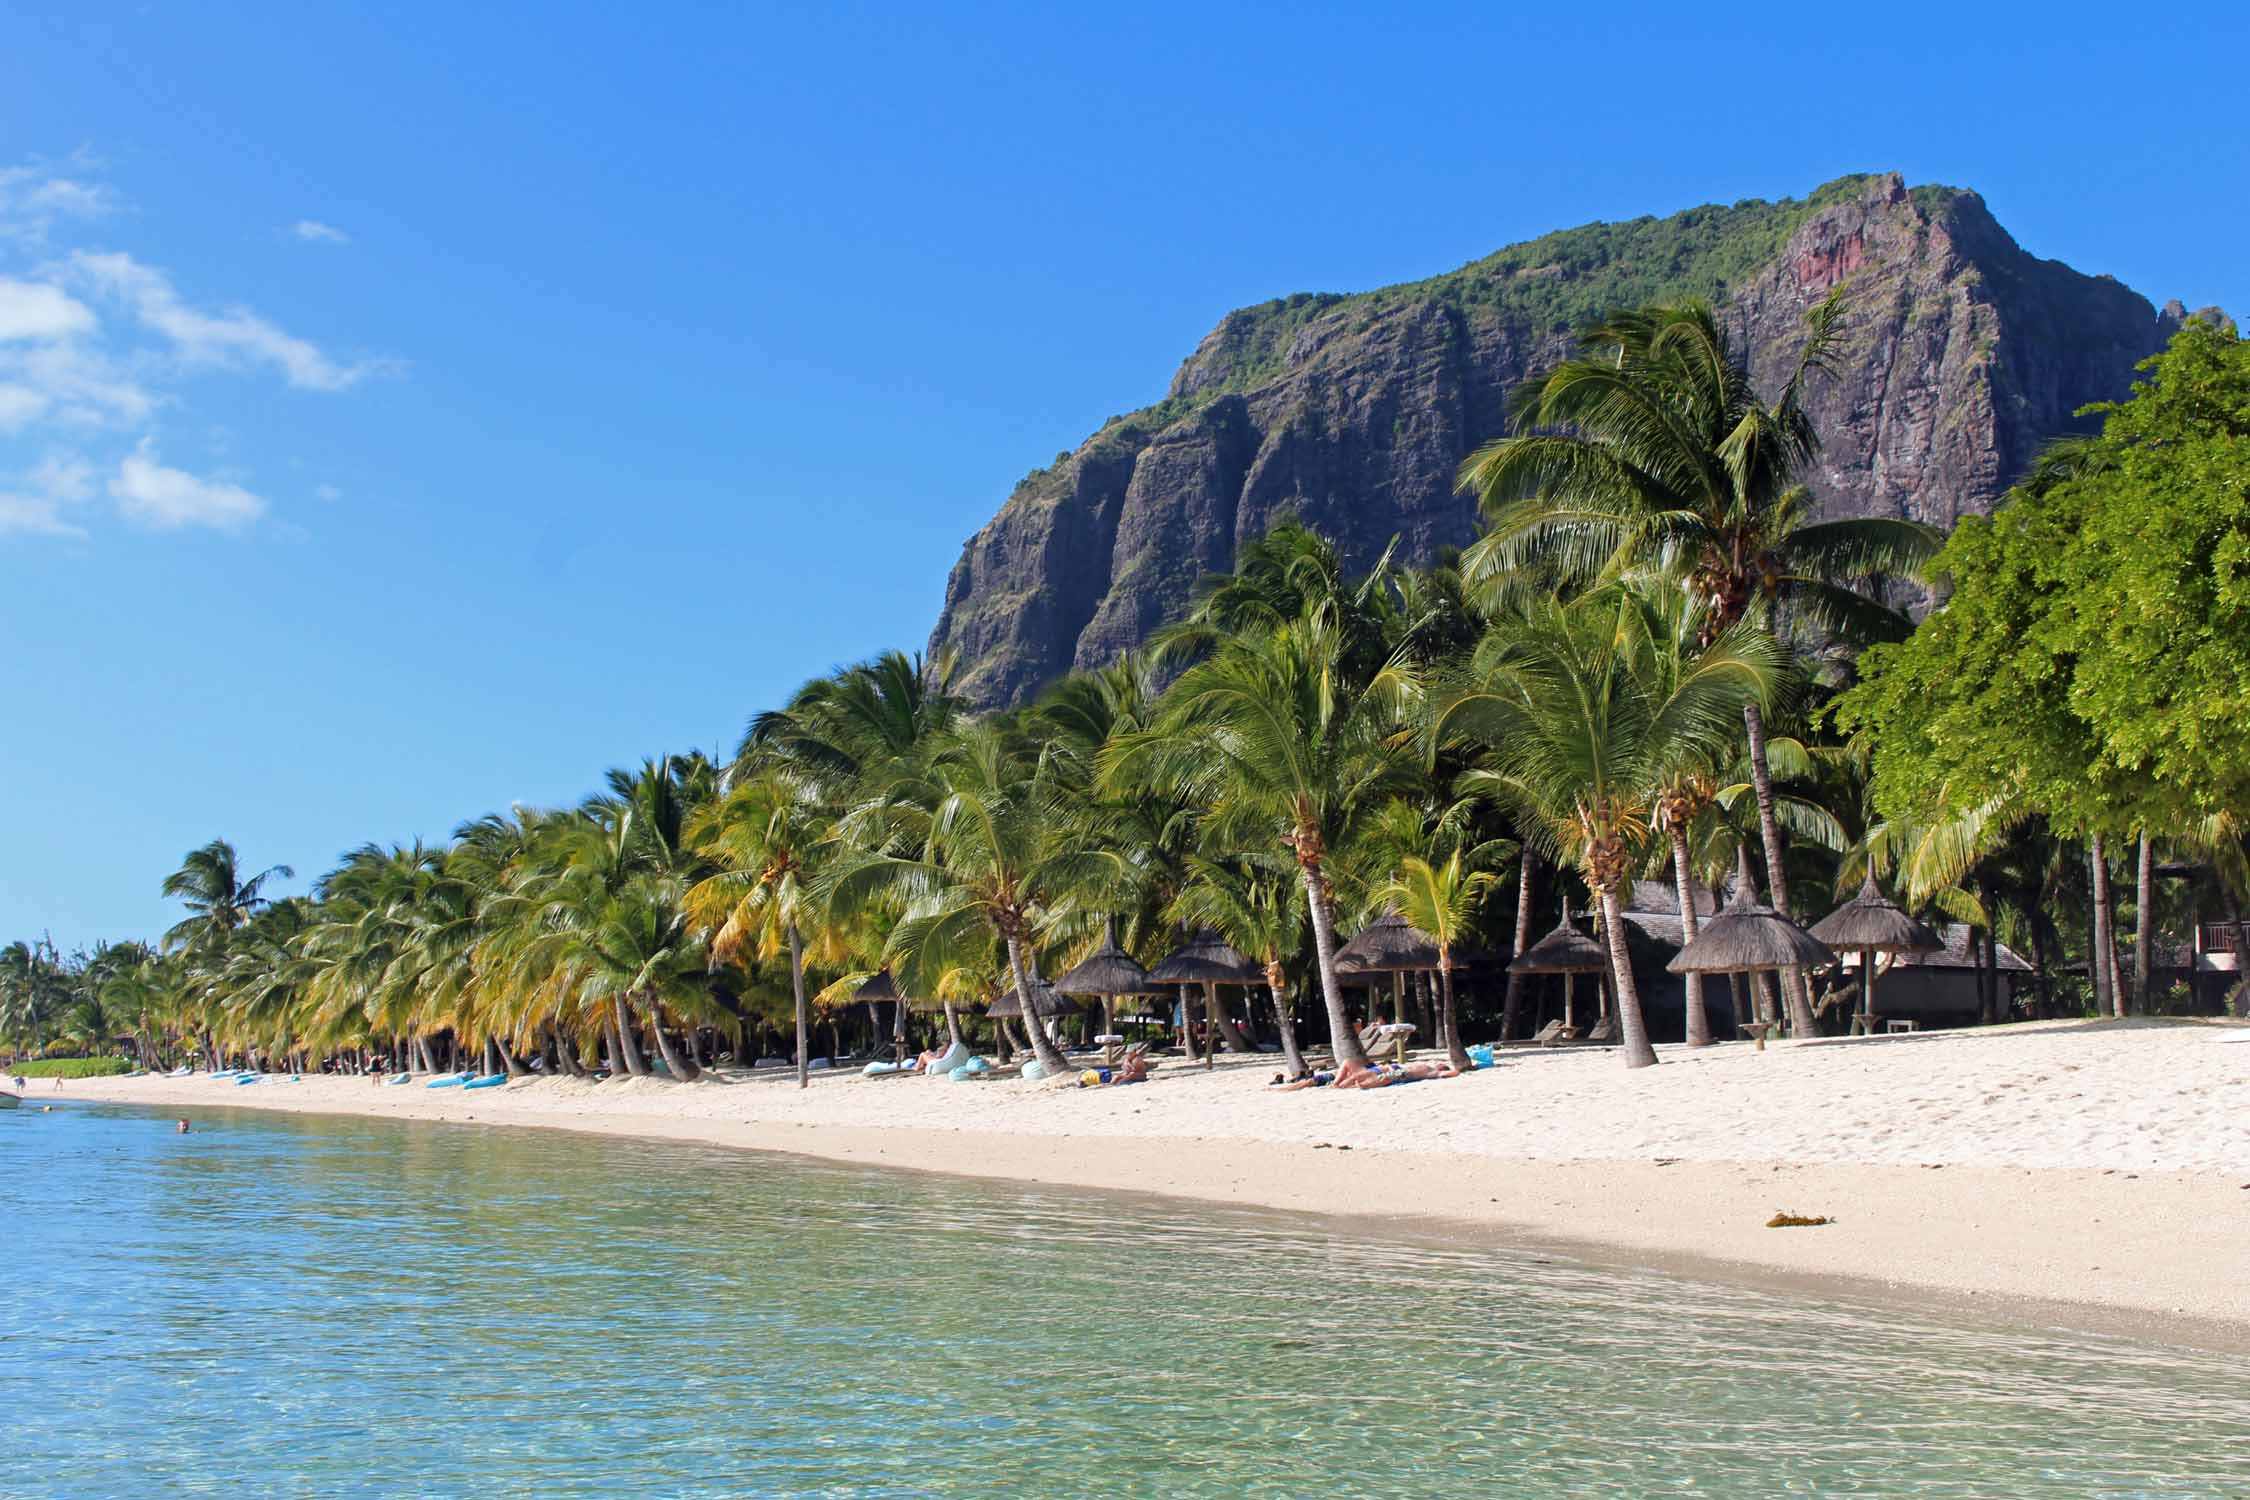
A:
34 1017 2250 1352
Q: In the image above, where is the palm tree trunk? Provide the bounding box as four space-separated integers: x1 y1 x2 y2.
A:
1501 846 1536 1041
1595 884 1658 1069
1743 704 1816 1036
788 920 812 1089
495 1035 530 1078
648 1007 700 1082
1175 985 1199 1063
1670 827 1711 1046
941 998 964 1049
611 995 650 1076
1265 972 1306 1076
1436 957 1470 1070
1207 982 1251 1055
1298 860 1369 1068
892 988 909 1064
1003 934 1071 1074
2090 834 2121 1017
2133 833 2154 1012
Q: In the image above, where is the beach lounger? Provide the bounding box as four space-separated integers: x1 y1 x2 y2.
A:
1532 1020 1579 1047
1583 1017 1617 1044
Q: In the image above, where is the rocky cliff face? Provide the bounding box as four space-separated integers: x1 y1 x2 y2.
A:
930 174 2178 707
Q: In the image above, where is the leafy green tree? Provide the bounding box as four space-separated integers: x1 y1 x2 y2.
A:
1835 320 2250 1015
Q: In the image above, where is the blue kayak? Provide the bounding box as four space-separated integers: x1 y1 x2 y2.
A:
461 1074 507 1090
425 1073 470 1089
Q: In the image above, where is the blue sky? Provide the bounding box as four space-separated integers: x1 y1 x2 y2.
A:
3 1 2243 949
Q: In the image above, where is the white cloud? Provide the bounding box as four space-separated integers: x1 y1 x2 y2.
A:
0 382 51 431
0 277 96 340
0 161 119 243
31 452 94 501
0 341 154 426
0 450 98 539
312 481 342 502
0 493 85 538
71 250 375 392
110 443 264 530
291 220 350 245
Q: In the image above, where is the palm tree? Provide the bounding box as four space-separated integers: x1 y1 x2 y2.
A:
1460 300 1938 1034
1459 298 1936 641
161 840 293 955
689 764 831 1088
828 723 1108 1076
1105 616 1419 1069
1375 852 1495 1070
1434 585 1783 1068
1169 851 1310 1074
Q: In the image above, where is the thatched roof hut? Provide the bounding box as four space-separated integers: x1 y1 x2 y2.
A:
1512 899 1609 974
1668 883 1837 976
1052 934 1158 996
855 969 902 1002
985 981 1081 1019
1149 930 1259 985
1335 911 1442 973
1809 873 1945 955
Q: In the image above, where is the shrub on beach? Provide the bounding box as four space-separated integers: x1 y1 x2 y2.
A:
11 1057 133 1079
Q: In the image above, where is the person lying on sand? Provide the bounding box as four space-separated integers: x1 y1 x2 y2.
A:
1075 1050 1153 1087
1269 1059 1379 1091
1339 1058 1465 1088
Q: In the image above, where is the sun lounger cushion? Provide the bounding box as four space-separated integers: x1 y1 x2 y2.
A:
862 1059 917 1076
920 1041 970 1076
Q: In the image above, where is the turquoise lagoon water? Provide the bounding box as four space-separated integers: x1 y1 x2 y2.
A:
6 1101 2248 1498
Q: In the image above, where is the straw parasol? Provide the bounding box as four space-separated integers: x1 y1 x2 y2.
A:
855 969 910 1062
1335 910 1445 1051
1509 894 1608 1032
1053 925 1158 1063
1334 911 1442 973
1670 853 1837 1044
1511 897 1609 974
1151 930 1258 1069
1808 871 1943 1032
984 979 1080 1020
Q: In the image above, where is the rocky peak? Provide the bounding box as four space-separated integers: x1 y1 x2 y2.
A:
929 174 2182 708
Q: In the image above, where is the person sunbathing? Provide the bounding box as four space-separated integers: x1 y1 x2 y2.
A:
1269 1058 1381 1091
1076 1049 1153 1087
1338 1057 1465 1088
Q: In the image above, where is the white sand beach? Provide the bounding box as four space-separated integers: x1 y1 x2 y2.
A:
40 1017 2250 1349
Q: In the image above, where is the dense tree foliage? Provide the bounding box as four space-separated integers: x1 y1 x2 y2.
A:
12 309 2242 1077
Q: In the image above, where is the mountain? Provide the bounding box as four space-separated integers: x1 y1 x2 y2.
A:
928 173 2184 707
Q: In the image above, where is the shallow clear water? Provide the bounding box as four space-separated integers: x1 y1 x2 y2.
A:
5 1101 2247 1498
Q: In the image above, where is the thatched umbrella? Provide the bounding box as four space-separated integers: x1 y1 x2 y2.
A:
855 969 911 1062
1336 911 1443 1057
1809 872 1944 1032
1054 926 1157 1063
1511 895 1609 1030
1670 853 1837 1043
984 980 1080 1020
1151 929 1259 1069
